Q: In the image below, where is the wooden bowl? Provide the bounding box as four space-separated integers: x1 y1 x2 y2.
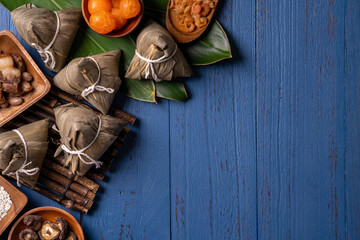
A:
0 30 51 127
166 0 217 43
82 0 144 38
8 207 84 240
0 175 28 236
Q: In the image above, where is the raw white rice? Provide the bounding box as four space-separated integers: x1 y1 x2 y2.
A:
0 186 12 221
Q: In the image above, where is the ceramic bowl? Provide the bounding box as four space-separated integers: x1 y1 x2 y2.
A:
0 30 51 127
8 206 85 240
82 0 144 38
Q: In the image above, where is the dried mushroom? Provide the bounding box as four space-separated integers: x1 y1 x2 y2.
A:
38 221 60 240
23 215 42 231
19 229 39 240
65 231 77 240
55 217 69 239
11 53 26 72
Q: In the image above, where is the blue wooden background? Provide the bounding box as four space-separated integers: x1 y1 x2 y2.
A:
1 0 360 239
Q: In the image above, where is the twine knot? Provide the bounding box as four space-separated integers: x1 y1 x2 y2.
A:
60 115 103 168
6 129 39 187
135 45 178 82
31 11 60 70
81 57 114 98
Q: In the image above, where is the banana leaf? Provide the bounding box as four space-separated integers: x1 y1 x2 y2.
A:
0 0 232 102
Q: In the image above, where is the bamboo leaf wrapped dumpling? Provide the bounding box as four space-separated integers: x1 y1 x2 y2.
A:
11 4 82 72
53 50 122 114
125 20 192 82
53 103 127 176
0 119 49 189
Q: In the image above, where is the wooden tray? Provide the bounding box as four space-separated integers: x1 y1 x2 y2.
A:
0 30 51 127
0 175 28 236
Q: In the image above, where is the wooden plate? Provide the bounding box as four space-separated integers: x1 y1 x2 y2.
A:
0 30 51 127
8 206 84 240
0 175 28 236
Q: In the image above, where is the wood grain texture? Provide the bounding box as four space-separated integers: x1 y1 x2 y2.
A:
344 0 360 239
1 0 360 239
169 0 257 239
256 0 347 239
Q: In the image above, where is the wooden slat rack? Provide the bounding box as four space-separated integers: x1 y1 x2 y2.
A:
1 86 136 214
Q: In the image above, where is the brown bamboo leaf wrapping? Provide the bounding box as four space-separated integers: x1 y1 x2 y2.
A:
0 119 49 189
125 20 192 81
11 4 82 72
53 50 122 114
53 103 126 176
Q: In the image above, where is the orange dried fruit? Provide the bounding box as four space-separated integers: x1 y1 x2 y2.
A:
111 8 128 30
112 0 120 8
118 0 141 19
90 10 116 34
88 0 112 15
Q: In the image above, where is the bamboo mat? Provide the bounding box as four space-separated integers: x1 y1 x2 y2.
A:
1 86 136 214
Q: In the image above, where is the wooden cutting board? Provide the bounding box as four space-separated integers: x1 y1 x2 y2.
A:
0 175 27 236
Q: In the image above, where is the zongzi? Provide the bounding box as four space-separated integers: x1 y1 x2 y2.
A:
53 50 122 114
0 119 49 189
125 20 192 82
53 103 126 176
11 4 82 72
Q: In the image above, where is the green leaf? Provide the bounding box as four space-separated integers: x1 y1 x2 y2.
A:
155 80 187 102
0 0 231 102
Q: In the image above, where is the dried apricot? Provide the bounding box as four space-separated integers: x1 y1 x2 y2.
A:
90 10 116 34
118 0 141 19
111 8 128 30
112 0 120 8
88 0 112 15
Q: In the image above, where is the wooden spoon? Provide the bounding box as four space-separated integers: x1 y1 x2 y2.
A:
166 0 218 43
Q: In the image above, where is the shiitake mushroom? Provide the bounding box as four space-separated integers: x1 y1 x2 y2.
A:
11 53 26 72
55 217 69 240
38 221 61 240
23 215 42 231
65 231 77 240
19 229 39 240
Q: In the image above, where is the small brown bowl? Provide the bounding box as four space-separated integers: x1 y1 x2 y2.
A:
82 0 144 38
0 30 51 127
8 206 84 240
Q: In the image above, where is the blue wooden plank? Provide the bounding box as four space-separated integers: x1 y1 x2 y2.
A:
169 0 257 239
82 98 171 239
344 0 360 239
256 0 346 239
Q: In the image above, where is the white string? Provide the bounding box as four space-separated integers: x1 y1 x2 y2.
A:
31 11 60 70
6 129 39 187
60 115 103 168
81 57 114 98
135 45 178 82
